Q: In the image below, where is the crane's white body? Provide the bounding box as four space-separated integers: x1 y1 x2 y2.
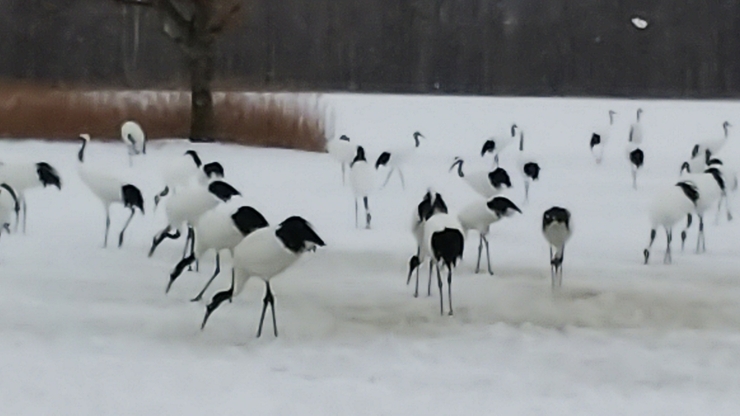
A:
161 155 207 193
644 183 698 264
515 130 540 203
648 185 696 232
78 165 125 207
349 147 376 228
327 136 356 185
349 160 376 198
0 161 61 232
121 121 146 166
450 158 511 199
0 163 41 193
193 203 246 258
691 122 731 159
590 110 616 164
231 226 300 296
163 182 224 231
77 134 143 248
483 124 518 165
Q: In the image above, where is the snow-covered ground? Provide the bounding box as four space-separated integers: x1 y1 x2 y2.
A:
1 93 740 415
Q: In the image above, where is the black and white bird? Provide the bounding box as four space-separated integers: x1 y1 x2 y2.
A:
408 196 465 316
326 134 356 185
481 124 518 166
153 150 224 210
690 121 731 160
407 189 448 297
167 204 269 302
422 209 465 316
542 207 573 288
628 149 645 189
375 131 424 190
705 154 738 223
515 130 540 204
644 182 699 264
0 160 62 233
589 110 616 164
457 195 521 275
148 180 241 262
0 183 20 237
677 168 725 253
682 151 737 223
625 109 645 188
349 146 376 229
76 134 144 248
201 216 325 338
628 108 644 145
626 134 645 189
120 120 146 166
449 157 512 199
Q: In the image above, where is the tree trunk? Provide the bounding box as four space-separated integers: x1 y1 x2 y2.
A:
189 44 215 141
189 5 215 142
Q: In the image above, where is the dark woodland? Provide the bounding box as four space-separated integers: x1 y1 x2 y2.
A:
1 0 739 98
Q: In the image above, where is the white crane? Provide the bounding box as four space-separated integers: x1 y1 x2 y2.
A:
76 134 145 248
200 216 326 338
375 131 424 189
644 182 698 264
542 207 573 289
349 146 376 229
589 110 616 164
457 195 522 275
120 120 146 166
0 161 62 233
166 204 269 302
449 157 512 198
407 190 448 297
326 134 356 185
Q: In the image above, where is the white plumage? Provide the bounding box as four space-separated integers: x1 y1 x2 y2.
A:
76 134 144 248
120 120 146 166
326 134 356 185
166 203 269 301
375 131 424 189
628 108 644 145
515 129 541 204
422 211 465 316
707 160 738 223
0 160 61 233
153 150 217 209
200 216 325 338
449 157 512 199
407 190 448 297
678 169 725 253
689 121 731 161
481 124 518 165
349 146 376 229
457 195 522 275
589 110 616 164
148 179 241 260
542 207 573 288
644 182 698 264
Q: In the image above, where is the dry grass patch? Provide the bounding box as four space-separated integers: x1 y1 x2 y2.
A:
0 82 328 152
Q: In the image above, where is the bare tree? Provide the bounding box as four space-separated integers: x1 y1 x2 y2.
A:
115 0 241 141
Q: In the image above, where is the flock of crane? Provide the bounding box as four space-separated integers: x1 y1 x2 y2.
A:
0 107 736 339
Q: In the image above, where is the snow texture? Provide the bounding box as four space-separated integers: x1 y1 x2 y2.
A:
1 94 740 415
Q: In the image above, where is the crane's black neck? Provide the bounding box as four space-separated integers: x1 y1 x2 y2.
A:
78 138 87 162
